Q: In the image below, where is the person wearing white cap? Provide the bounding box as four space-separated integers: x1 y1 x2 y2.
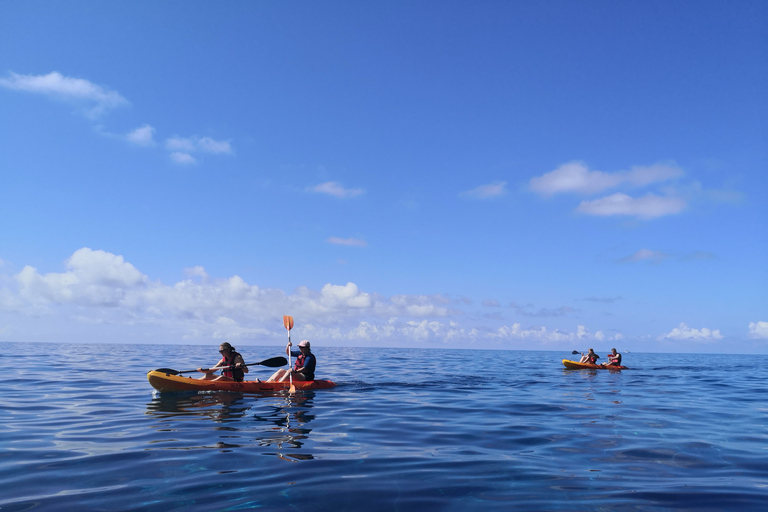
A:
267 339 316 382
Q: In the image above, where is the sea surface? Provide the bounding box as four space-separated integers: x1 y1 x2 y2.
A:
1 342 766 511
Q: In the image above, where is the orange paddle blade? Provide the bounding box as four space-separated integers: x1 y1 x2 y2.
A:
283 315 294 330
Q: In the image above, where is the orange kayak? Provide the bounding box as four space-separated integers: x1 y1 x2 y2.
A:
562 359 628 370
147 370 337 393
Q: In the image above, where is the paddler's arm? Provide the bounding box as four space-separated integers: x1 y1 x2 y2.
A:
235 354 248 373
197 360 225 373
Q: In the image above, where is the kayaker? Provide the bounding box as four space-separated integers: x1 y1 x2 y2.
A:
602 348 622 367
267 339 316 382
579 348 600 365
197 342 249 382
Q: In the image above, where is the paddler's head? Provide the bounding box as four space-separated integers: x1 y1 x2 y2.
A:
219 342 234 355
298 340 311 353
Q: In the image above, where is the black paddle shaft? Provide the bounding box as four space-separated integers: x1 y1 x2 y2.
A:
153 356 287 375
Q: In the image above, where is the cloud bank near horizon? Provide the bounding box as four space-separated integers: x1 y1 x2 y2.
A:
0 248 643 347
0 248 755 348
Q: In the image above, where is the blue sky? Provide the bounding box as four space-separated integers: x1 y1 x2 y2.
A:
1 1 766 353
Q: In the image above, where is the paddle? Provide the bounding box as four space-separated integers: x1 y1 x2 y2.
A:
284 315 296 393
153 356 288 375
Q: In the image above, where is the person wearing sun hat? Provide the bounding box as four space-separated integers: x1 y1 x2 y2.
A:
267 339 316 382
196 342 248 382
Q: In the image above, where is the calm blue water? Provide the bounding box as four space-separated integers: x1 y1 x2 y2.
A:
1 342 766 511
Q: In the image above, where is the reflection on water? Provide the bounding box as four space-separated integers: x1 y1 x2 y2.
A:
145 391 317 461
147 391 250 420
253 392 317 462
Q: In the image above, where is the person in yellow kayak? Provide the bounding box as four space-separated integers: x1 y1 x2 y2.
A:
602 348 623 367
267 339 316 382
579 348 600 365
197 342 249 382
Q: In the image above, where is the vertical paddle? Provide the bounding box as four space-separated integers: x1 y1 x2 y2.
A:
283 315 296 393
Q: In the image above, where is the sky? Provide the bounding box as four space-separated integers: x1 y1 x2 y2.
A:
1 1 766 353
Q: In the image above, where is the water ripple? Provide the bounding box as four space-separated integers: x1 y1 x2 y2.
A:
1 343 767 511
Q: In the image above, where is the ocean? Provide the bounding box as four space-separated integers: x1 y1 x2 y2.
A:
1 342 766 511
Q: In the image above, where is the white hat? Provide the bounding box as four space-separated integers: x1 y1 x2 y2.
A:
298 340 310 348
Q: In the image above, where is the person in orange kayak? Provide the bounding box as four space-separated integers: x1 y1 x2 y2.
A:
579 348 600 365
267 339 316 382
197 342 249 382
602 348 622 367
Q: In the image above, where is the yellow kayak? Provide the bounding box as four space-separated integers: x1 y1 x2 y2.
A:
147 370 337 393
562 359 628 370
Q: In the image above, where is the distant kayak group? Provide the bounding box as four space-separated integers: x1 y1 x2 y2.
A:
148 320 631 394
562 347 629 370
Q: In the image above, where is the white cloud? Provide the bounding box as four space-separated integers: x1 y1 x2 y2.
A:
295 320 612 345
530 161 683 196
319 282 372 309
170 152 196 165
0 71 128 117
1 72 232 167
308 181 365 198
514 305 576 318
126 124 156 146
184 266 209 280
577 193 686 219
0 247 719 347
197 137 232 154
660 322 724 342
460 181 507 199
166 137 196 152
165 136 232 154
327 237 367 247
531 162 617 196
390 294 452 317
618 248 668 263
16 248 146 307
748 321 768 339
487 323 603 343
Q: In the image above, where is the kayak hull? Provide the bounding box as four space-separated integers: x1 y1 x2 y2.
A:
147 370 337 393
562 359 628 370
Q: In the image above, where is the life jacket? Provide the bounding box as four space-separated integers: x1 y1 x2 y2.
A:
609 353 622 365
294 352 316 380
220 351 244 382
587 353 599 364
